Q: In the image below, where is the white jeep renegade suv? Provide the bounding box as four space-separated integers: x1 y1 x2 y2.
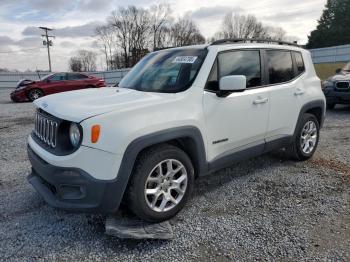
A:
27 39 326 222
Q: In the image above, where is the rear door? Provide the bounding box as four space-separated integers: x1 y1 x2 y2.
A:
66 73 89 90
264 49 305 142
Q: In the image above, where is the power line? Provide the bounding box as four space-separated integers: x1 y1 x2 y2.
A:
0 47 43 54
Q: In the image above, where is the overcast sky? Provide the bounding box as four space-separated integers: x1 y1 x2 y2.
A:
0 0 327 72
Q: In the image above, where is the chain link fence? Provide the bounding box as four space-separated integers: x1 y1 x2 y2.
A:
0 69 130 88
310 44 350 64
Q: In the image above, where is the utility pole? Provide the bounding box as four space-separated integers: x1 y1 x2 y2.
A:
39 27 54 72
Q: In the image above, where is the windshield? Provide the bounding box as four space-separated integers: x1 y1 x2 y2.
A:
41 73 54 81
119 49 207 93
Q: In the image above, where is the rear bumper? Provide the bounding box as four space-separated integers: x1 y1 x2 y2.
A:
27 145 123 213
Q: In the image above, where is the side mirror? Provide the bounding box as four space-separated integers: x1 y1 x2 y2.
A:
335 68 342 74
218 75 246 97
46 79 51 83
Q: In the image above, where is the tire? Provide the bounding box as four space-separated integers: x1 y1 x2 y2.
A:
287 113 320 161
126 144 194 222
27 89 43 101
327 103 335 110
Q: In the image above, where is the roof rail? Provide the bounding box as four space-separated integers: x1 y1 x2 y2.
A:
210 38 299 47
153 46 176 51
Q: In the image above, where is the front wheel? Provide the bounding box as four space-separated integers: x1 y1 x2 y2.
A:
126 144 194 222
287 113 320 161
27 89 43 101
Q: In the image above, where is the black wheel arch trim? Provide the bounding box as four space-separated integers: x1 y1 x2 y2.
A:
293 99 325 138
112 126 208 210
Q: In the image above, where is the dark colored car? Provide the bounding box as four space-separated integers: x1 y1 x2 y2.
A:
322 62 350 109
10 72 106 102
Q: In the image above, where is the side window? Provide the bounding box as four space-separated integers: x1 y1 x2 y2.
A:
77 74 88 79
293 52 305 76
67 73 78 80
50 73 66 82
67 73 87 80
218 50 262 89
267 50 294 84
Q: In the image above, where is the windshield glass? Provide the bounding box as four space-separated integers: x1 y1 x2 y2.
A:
41 73 54 81
343 62 350 72
119 49 207 93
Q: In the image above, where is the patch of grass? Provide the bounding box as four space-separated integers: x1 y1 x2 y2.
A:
314 62 347 80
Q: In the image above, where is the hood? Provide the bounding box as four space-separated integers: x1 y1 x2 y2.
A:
16 79 36 89
34 87 174 122
328 73 350 82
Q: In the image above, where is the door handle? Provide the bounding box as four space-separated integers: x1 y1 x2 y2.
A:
294 88 305 96
253 97 269 105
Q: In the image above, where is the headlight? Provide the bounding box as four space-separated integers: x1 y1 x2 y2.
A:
322 80 333 89
16 85 28 91
69 123 81 147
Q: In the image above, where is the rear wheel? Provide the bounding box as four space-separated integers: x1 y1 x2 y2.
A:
287 113 320 161
127 144 194 222
27 89 43 101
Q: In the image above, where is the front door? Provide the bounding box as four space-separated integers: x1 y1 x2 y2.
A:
46 73 67 95
203 49 270 162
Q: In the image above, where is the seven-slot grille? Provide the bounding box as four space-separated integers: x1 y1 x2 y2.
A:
34 112 58 148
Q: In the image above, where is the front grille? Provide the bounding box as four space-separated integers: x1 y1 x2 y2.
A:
336 81 350 89
34 111 58 148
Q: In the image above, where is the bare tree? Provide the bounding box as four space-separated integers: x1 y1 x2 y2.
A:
216 13 268 39
214 12 293 42
69 57 82 72
169 16 205 46
129 6 151 65
97 6 205 68
265 26 286 41
108 7 135 68
78 50 97 71
69 50 96 72
149 4 172 50
95 25 115 70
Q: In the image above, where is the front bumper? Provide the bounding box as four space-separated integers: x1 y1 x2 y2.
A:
323 88 350 104
10 89 28 102
27 145 124 213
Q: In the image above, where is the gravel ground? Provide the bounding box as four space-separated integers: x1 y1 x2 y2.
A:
0 88 349 261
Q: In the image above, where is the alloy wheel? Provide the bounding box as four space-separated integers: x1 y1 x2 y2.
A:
29 90 42 101
144 159 188 213
300 120 318 154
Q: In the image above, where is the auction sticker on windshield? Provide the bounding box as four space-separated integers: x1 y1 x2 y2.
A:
172 56 198 64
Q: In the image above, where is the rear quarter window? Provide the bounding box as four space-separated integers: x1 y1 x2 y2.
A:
293 51 305 76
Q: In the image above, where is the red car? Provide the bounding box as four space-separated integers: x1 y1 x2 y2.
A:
10 72 106 102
